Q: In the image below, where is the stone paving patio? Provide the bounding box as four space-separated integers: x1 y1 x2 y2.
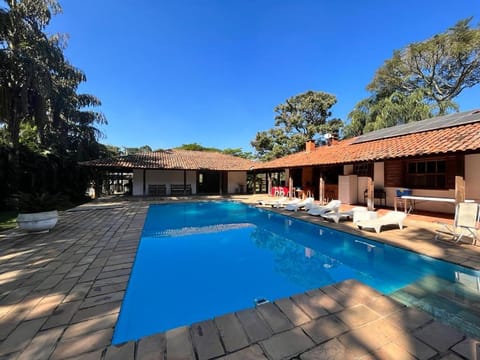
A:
0 196 479 359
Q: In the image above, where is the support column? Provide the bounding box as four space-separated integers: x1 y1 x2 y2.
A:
288 174 293 198
267 172 272 196
183 170 187 195
319 176 325 205
367 177 374 211
455 176 466 204
219 171 225 195
143 169 146 196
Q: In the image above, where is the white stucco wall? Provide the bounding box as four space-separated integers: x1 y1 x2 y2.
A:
465 153 480 202
132 169 197 195
132 169 144 196
357 177 369 205
227 172 247 194
132 169 249 195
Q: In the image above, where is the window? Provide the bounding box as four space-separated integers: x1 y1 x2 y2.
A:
354 163 373 177
406 159 446 189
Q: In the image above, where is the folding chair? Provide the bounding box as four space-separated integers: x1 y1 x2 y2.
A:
435 202 480 245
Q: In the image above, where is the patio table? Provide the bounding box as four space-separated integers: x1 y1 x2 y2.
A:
394 195 475 214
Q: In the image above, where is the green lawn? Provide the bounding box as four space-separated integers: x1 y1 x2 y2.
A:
0 211 18 232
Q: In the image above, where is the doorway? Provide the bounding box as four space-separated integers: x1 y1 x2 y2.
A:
197 171 220 194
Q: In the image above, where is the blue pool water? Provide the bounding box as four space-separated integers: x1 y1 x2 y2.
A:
113 201 480 344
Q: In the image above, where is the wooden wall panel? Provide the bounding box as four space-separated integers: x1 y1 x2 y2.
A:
384 160 404 187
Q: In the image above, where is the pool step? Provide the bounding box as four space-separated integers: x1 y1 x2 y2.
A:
390 274 480 339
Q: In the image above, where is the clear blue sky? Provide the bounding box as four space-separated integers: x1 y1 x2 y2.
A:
49 0 480 152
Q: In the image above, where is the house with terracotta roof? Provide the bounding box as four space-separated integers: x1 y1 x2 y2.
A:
254 109 480 213
81 110 480 212
80 149 255 196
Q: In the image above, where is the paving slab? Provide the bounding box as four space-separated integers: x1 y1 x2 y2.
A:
41 300 82 329
218 344 268 360
70 300 121 323
0 318 46 356
305 288 344 313
25 294 65 320
291 293 330 319
388 306 434 331
214 313 250 352
236 308 273 342
301 314 349 344
136 332 166 360
369 342 417 360
364 316 438 360
16 327 64 360
165 326 195 360
451 338 480 359
337 320 394 358
62 313 118 339
190 320 224 360
260 327 315 360
300 338 346 360
255 302 293 333
79 290 124 308
50 328 113 360
394 334 438 360
274 297 311 326
104 341 135 360
335 304 381 328
414 320 465 353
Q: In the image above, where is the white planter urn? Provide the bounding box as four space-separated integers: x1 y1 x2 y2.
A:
17 210 58 233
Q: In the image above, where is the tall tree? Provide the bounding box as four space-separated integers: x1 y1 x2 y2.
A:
0 0 61 149
251 90 342 161
0 0 105 154
369 18 480 113
0 0 105 200
344 18 480 137
222 147 254 159
175 143 253 159
175 143 220 152
124 145 152 154
343 89 439 138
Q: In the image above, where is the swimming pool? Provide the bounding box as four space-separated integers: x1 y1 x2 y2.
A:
112 201 480 344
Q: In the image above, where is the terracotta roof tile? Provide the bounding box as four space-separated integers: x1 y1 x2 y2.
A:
81 121 480 171
256 122 480 169
80 149 256 171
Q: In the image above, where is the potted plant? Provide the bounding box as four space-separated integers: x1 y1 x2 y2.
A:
16 192 60 233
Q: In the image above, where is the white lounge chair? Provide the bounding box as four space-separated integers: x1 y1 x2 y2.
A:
435 202 479 245
321 206 367 224
257 196 288 207
273 198 301 208
307 200 341 216
285 197 315 211
356 211 407 233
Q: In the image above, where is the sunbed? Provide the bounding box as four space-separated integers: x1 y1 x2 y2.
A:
356 211 407 233
285 197 315 211
435 202 479 245
307 200 341 216
321 206 367 224
257 196 288 207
